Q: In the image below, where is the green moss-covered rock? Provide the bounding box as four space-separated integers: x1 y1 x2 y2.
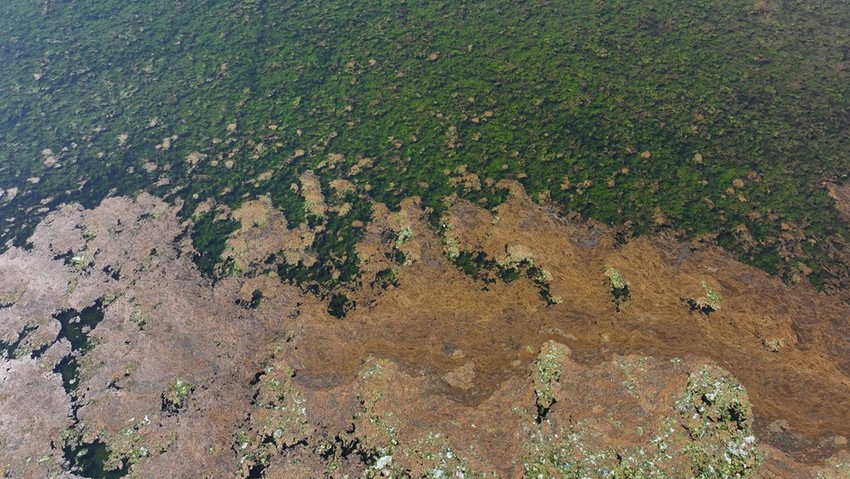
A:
532 341 570 422
161 377 194 415
677 366 760 478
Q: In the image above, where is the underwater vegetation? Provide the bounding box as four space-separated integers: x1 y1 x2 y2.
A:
1 0 849 294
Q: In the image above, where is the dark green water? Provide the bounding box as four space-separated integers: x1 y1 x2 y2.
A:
63 439 129 479
52 301 105 395
1 0 848 293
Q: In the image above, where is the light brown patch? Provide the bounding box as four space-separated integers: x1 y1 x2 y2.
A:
299 170 327 218
225 196 315 271
827 182 850 222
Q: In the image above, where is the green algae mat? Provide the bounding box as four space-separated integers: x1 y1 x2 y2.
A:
1 0 849 294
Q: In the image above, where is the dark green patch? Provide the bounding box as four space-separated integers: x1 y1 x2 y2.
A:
52 301 105 395
249 289 264 309
0 324 37 359
327 293 353 319
373 268 400 289
63 438 129 479
0 0 849 294
190 212 239 278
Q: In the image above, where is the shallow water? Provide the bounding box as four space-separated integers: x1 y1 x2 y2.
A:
0 0 848 295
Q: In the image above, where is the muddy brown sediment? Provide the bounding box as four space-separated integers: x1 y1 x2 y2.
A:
291 184 850 460
2 188 850 477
